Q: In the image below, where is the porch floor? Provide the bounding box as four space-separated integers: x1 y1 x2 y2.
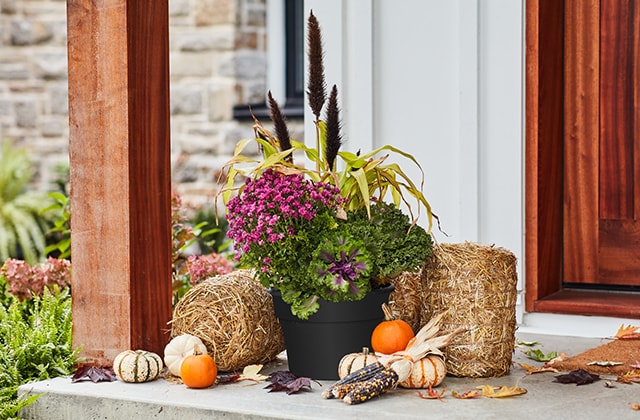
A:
18 333 639 419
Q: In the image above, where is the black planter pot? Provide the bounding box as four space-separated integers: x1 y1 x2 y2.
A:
269 285 394 380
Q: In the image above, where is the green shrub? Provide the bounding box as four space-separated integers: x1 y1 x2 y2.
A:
0 141 55 264
0 287 78 418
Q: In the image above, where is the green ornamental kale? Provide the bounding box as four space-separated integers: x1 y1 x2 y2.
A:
343 202 433 281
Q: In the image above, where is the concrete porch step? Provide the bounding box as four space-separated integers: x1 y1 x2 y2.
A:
18 333 639 419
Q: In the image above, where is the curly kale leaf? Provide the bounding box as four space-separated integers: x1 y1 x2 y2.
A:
344 202 433 280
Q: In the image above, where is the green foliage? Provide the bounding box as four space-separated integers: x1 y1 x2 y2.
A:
0 141 55 264
0 386 40 420
343 202 433 280
0 287 78 417
42 192 71 259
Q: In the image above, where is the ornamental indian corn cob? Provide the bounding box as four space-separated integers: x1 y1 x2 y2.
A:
342 367 399 405
322 361 386 399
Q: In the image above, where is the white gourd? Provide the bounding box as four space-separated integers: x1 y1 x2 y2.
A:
163 333 208 377
337 347 380 379
113 350 163 383
398 355 447 389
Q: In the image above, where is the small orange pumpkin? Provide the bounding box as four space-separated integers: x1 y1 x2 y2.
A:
180 344 217 389
371 303 415 355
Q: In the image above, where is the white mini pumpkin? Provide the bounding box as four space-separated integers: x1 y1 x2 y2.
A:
113 350 163 383
163 333 208 377
337 347 380 379
398 354 447 389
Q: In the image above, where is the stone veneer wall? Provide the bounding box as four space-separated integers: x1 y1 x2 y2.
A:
0 0 303 211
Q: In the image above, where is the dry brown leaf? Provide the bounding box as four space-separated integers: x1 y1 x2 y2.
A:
545 352 569 366
451 389 480 399
519 363 559 374
478 385 527 398
615 324 640 339
617 369 640 384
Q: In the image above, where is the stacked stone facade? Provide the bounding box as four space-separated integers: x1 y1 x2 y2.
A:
0 0 302 211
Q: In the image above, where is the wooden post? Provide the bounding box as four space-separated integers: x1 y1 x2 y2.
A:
66 0 172 365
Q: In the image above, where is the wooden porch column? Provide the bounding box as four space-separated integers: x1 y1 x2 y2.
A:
67 0 172 365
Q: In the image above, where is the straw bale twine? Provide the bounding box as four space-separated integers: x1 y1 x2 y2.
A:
170 270 285 372
422 242 517 377
388 269 424 332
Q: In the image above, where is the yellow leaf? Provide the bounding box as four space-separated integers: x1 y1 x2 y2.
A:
615 324 640 339
518 363 559 375
479 385 527 398
238 364 268 382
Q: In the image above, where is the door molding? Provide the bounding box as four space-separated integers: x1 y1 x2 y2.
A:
525 0 640 319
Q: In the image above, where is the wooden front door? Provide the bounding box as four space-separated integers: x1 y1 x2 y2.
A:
526 0 640 319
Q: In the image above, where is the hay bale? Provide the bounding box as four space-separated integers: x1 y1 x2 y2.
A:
170 270 285 372
388 269 424 332
422 242 517 377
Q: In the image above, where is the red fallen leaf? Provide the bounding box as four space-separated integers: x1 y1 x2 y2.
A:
71 366 117 383
217 373 242 384
417 385 446 401
554 369 600 385
451 389 480 399
614 324 640 339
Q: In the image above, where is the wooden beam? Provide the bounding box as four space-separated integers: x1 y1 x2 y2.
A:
67 0 172 365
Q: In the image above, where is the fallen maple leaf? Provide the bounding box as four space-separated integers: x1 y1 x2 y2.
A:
554 369 600 385
518 363 559 375
71 366 117 383
617 369 640 384
417 386 446 401
264 370 319 395
478 385 527 398
615 324 640 339
217 372 242 384
238 364 269 382
524 349 558 362
451 389 480 399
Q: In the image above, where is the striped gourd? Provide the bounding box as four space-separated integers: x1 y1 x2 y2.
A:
337 347 380 379
113 350 163 383
398 355 446 389
342 367 399 405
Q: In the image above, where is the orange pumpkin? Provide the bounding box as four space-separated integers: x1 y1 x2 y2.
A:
371 303 415 355
180 344 217 389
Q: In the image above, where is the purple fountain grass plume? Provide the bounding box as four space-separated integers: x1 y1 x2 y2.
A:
268 91 292 162
324 85 342 171
306 11 326 121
